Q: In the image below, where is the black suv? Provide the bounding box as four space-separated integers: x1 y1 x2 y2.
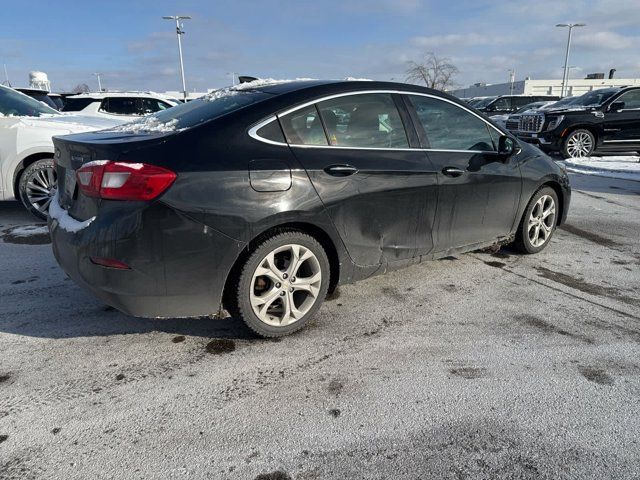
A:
474 95 559 115
505 87 640 158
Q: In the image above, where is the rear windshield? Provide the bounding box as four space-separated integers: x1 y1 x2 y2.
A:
0 86 59 117
143 90 271 130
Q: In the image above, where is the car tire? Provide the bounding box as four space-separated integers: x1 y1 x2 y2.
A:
513 186 559 254
229 231 331 338
18 158 57 220
561 129 595 159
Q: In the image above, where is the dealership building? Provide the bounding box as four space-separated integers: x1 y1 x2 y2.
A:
449 77 640 99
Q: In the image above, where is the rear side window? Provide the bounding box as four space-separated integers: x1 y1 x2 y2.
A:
279 105 328 145
513 97 535 109
256 120 286 143
101 97 139 115
61 97 96 112
408 95 496 152
317 93 409 148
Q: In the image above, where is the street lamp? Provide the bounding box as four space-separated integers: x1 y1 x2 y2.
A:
163 15 191 102
556 23 586 97
508 68 516 95
93 73 103 92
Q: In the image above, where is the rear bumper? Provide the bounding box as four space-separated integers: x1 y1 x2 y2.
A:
49 201 244 318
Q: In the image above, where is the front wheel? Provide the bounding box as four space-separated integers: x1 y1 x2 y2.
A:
229 231 330 337
513 187 559 254
18 159 57 219
562 129 595 158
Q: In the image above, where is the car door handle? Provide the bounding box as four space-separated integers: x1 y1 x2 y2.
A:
324 164 358 176
442 167 465 177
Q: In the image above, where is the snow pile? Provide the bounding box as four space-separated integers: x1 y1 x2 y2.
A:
108 117 180 134
344 77 373 81
7 225 50 237
204 78 316 102
49 191 96 233
561 155 640 181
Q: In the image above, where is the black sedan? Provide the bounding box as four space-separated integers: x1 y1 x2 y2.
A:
49 80 570 337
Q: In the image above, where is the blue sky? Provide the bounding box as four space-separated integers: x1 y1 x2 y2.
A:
1 0 639 92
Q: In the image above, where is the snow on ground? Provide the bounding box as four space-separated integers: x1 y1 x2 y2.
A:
561 155 640 181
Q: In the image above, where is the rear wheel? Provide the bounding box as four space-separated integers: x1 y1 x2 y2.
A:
562 129 595 158
18 159 57 219
229 231 330 337
513 187 559 254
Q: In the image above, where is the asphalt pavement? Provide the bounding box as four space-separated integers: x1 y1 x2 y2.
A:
0 172 639 479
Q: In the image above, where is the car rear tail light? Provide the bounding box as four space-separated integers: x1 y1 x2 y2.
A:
76 161 176 201
90 256 131 270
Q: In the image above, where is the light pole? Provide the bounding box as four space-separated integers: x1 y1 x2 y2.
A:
163 15 191 102
556 23 586 97
93 73 103 92
508 68 515 95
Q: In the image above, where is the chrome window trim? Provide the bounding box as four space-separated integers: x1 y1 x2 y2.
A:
248 89 509 152
602 139 640 143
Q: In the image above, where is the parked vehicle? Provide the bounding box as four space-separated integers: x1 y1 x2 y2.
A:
475 95 560 115
15 88 63 110
0 85 122 218
491 101 556 128
61 92 180 122
504 87 640 158
49 79 570 337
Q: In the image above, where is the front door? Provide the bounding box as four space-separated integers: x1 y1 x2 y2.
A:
405 94 521 252
278 92 438 267
603 90 640 147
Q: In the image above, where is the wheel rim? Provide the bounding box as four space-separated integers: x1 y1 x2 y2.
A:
250 244 322 327
527 195 556 248
25 166 57 214
566 132 593 158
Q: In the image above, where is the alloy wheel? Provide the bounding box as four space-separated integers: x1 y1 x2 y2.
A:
566 131 593 158
25 166 57 214
250 244 322 327
527 195 556 248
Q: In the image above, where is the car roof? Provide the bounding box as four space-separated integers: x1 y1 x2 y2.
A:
67 91 174 99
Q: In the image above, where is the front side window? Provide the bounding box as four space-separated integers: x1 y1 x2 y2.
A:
490 97 512 111
279 105 328 146
101 97 139 115
408 95 496 152
316 93 409 148
141 98 171 114
615 90 640 110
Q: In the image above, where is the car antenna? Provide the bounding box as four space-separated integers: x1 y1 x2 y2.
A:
2 63 11 87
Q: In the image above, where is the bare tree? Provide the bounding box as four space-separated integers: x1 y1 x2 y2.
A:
405 52 459 91
71 83 90 94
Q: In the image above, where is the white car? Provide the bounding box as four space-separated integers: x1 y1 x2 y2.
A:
0 85 123 218
61 92 180 122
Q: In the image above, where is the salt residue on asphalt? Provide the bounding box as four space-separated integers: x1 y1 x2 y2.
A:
6 225 49 237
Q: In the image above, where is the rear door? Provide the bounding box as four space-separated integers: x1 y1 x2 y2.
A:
278 92 438 266
603 90 640 146
404 94 521 252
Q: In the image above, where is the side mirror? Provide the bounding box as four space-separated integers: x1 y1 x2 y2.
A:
498 135 518 156
609 101 625 112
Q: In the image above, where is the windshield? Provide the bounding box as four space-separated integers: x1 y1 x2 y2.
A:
473 97 497 109
0 86 60 117
515 102 544 114
109 88 272 133
540 96 578 110
570 88 620 107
